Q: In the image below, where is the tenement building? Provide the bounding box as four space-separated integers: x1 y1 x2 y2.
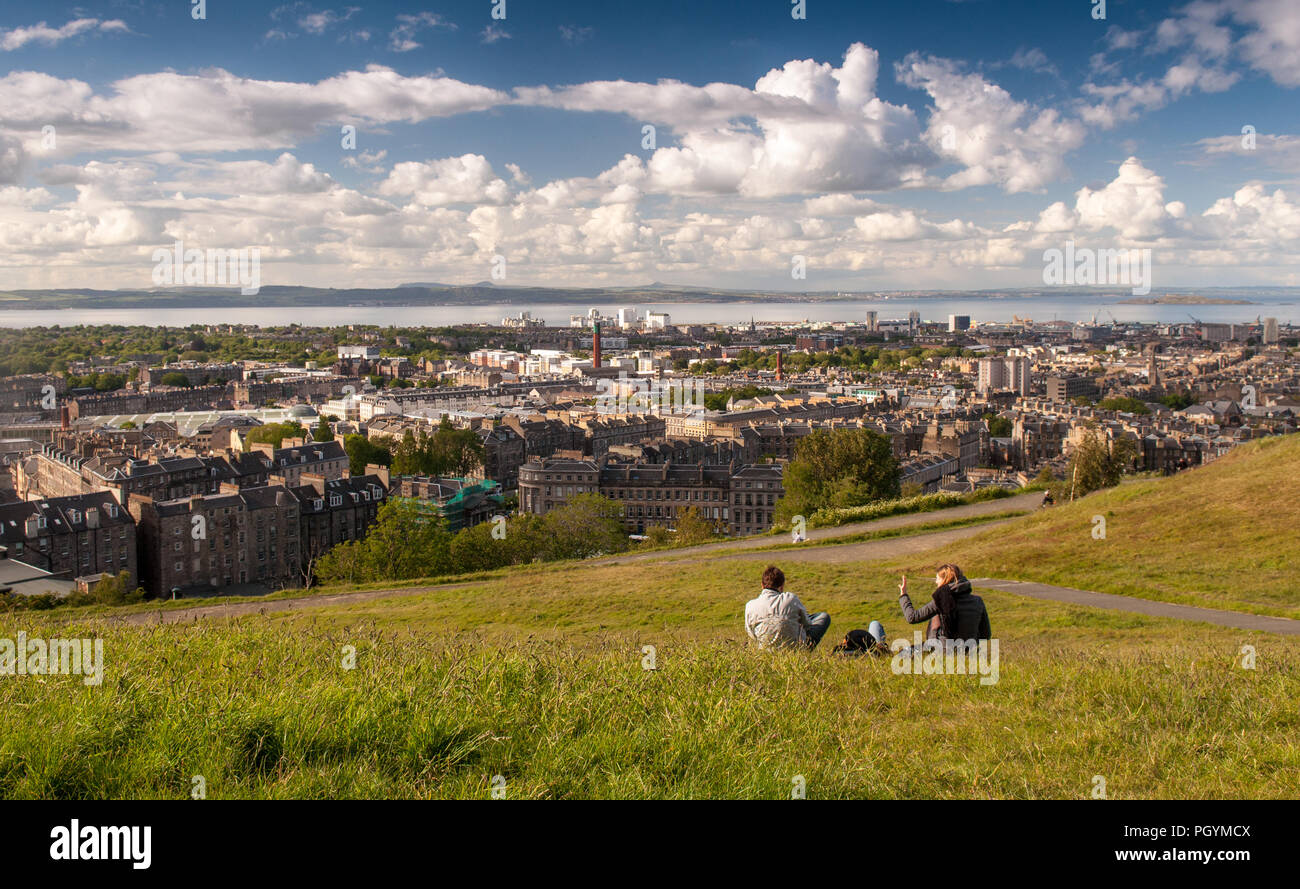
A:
293 473 389 562
129 486 303 596
0 492 138 588
517 456 785 537
128 471 389 597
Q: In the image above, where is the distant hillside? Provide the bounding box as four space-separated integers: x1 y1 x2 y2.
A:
0 284 812 310
4 284 1298 311
1118 295 1256 305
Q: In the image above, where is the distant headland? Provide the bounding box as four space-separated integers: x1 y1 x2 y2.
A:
1117 294 1257 306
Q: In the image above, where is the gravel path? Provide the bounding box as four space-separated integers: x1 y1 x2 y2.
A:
969 578 1300 636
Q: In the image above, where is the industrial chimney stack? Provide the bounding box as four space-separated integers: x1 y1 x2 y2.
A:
592 321 602 369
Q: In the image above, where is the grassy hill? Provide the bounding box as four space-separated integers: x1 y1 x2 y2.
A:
2 437 1298 799
945 434 1300 619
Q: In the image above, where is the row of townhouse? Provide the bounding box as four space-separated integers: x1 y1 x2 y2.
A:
66 384 232 420
126 471 388 596
0 492 137 588
516 456 786 537
14 439 348 502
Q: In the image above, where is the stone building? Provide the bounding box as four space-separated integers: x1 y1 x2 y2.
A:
293 473 388 565
517 456 785 537
256 438 349 487
0 492 137 589
129 485 302 596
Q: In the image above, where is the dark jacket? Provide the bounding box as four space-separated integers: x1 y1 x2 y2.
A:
900 579 992 641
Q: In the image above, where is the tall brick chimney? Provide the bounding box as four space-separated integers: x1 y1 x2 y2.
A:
776 350 783 382
592 321 602 369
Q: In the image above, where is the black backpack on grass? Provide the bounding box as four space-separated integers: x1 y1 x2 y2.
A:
832 629 888 657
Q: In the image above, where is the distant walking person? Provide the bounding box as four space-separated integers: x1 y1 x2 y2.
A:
745 565 831 651
898 564 991 642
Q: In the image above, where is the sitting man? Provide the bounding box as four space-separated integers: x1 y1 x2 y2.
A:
744 565 831 651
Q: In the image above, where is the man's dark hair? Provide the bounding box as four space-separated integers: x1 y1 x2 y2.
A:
762 565 785 590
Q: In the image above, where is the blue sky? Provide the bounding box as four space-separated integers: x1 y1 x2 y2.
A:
1 0 1298 291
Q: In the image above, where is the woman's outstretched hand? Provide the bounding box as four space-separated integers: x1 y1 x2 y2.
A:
898 573 907 597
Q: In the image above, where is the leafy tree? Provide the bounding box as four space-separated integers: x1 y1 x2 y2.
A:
642 525 674 547
312 417 334 442
984 413 1013 437
160 372 193 387
315 498 453 584
775 428 900 523
343 433 393 476
1064 425 1137 499
390 421 485 478
89 571 145 605
390 428 425 476
703 385 775 411
672 505 723 544
537 493 630 560
246 421 307 448
66 372 127 391
1097 396 1150 415
1160 391 1195 411
446 521 505 574
432 419 486 478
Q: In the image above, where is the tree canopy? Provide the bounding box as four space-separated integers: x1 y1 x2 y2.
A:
775 428 900 524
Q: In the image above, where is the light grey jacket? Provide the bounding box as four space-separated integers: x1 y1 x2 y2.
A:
745 588 814 649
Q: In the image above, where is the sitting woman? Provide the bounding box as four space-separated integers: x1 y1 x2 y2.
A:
898 564 991 643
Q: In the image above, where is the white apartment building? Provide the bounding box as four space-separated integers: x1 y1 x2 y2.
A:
977 356 1031 396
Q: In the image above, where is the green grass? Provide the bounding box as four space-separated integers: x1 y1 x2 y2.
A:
3 557 1298 799
2 435 1298 799
943 435 1300 619
729 510 1029 556
2 615 1296 800
791 487 1020 530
